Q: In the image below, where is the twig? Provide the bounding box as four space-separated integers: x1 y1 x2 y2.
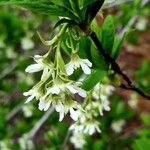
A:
0 63 17 80
60 130 71 150
27 107 54 139
89 32 150 99
79 0 150 100
6 103 23 121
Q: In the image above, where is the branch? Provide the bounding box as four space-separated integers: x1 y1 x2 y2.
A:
27 107 54 139
89 31 150 100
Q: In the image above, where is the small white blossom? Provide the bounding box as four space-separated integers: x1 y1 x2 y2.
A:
70 132 86 149
45 80 87 98
111 120 126 133
92 83 114 116
23 81 44 103
22 106 32 118
19 134 35 150
25 55 51 75
66 54 92 75
70 119 101 135
23 89 37 103
21 37 34 50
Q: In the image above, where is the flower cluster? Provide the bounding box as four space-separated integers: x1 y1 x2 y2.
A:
69 83 114 135
23 24 115 142
24 52 88 121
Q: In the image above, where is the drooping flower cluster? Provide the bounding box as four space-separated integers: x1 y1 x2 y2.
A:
24 52 88 121
69 83 114 136
23 24 115 142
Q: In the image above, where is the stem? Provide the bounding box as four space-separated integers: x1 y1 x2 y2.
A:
6 103 23 121
27 107 54 139
60 130 71 150
89 31 150 100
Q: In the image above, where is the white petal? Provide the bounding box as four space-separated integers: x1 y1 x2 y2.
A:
66 85 77 94
44 102 51 111
80 63 91 75
55 103 64 112
25 64 43 73
99 106 103 116
41 67 49 80
47 85 60 95
38 98 50 111
66 63 74 76
75 87 87 98
23 91 30 96
95 125 101 133
92 92 99 100
25 95 35 103
83 59 92 67
54 103 65 121
70 108 79 121
59 110 65 121
89 126 95 135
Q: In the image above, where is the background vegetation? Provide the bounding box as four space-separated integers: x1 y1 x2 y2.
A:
0 1 150 149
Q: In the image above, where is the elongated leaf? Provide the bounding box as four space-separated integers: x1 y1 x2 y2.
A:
101 15 115 56
81 0 97 8
112 32 127 59
0 0 79 20
81 69 107 91
91 44 108 70
85 0 105 23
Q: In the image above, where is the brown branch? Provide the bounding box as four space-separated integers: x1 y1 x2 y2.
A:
89 31 150 100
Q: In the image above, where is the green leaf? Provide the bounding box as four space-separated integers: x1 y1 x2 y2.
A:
91 19 102 40
141 113 150 127
101 15 115 56
85 0 105 23
112 32 127 59
132 138 150 150
91 44 108 70
78 37 91 59
0 0 79 21
81 69 107 91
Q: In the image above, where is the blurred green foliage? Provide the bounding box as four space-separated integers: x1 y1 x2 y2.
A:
0 1 150 150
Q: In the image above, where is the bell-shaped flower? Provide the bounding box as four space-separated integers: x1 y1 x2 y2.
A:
66 54 92 76
45 79 87 98
25 55 44 73
83 120 101 135
98 98 110 116
70 132 86 149
25 55 52 74
23 89 37 104
69 119 101 135
23 81 44 104
63 100 82 121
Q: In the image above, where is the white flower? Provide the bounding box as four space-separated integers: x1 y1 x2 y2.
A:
23 81 44 103
83 121 101 135
98 98 110 116
111 120 126 133
38 92 81 121
25 55 44 73
19 134 34 150
23 89 37 103
38 95 65 121
91 83 113 116
22 106 32 118
70 132 86 149
25 55 51 74
45 80 87 98
21 37 34 50
70 120 101 135
38 97 51 111
66 54 92 75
